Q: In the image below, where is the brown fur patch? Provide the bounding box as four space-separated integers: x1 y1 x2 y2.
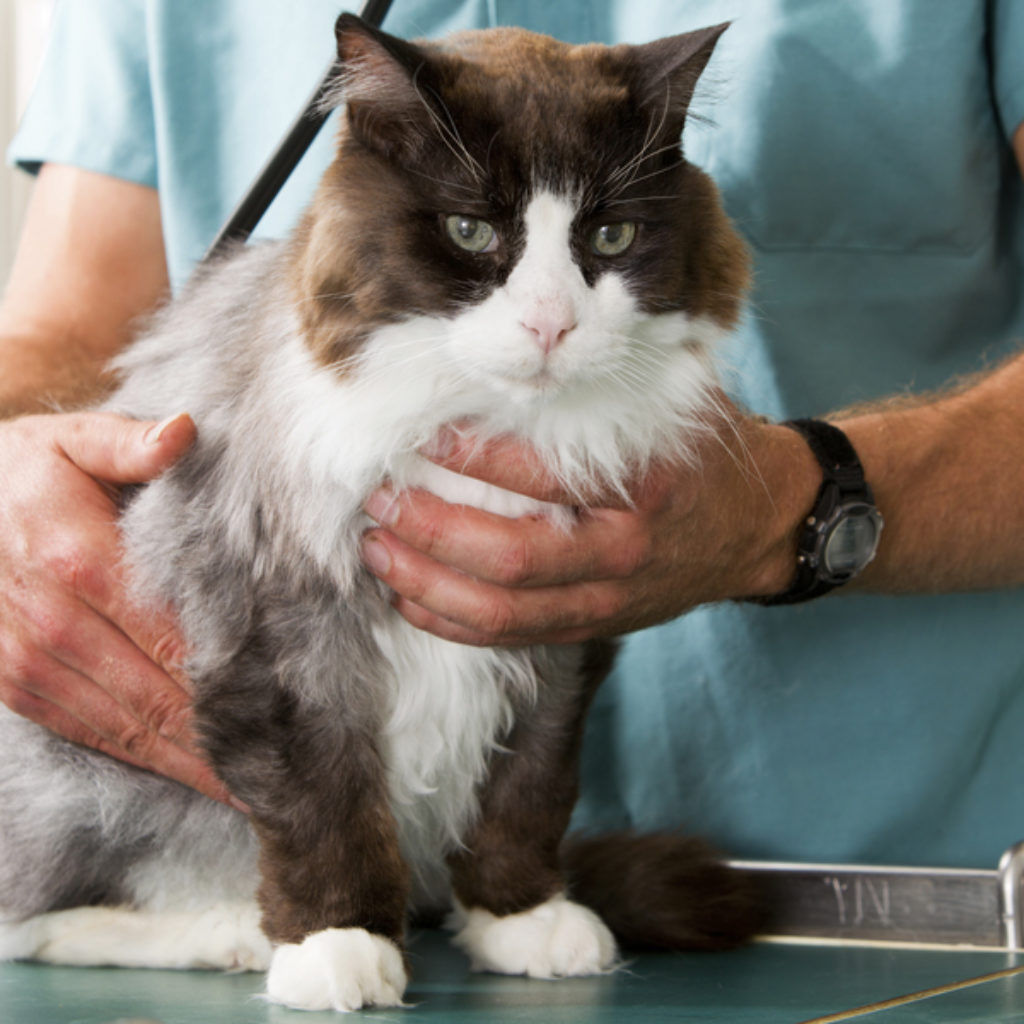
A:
447 641 616 916
673 167 750 329
193 609 411 949
252 756 410 946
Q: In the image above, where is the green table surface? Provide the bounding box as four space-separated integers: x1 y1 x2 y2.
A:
3 931 1024 1024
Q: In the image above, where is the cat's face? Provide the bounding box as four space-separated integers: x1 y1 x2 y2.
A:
289 18 747 412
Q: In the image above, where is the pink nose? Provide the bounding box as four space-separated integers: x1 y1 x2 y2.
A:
520 313 577 355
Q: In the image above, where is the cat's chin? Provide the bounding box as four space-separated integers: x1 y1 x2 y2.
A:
472 364 593 409
489 373 561 405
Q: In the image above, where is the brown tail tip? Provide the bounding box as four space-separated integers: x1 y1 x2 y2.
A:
561 831 765 951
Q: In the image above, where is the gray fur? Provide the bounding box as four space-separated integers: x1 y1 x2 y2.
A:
0 245 315 923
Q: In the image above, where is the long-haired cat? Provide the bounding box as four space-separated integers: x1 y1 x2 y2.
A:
0 14 757 1013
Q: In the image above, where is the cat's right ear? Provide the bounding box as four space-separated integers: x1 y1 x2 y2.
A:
629 22 730 142
330 13 440 162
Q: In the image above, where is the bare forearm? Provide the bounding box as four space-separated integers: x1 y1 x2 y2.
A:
837 352 1024 594
0 164 169 418
0 326 116 417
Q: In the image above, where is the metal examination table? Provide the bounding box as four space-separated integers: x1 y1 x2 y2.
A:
5 843 1024 1023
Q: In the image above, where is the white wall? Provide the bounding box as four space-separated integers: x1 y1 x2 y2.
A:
1 0 55 289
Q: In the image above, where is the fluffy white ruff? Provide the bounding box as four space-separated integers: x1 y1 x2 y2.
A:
374 611 539 905
0 902 270 970
450 894 619 979
264 928 408 1012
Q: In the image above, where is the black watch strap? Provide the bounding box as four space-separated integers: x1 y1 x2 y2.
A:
755 418 880 606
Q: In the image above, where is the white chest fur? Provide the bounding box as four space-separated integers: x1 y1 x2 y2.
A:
371 608 538 905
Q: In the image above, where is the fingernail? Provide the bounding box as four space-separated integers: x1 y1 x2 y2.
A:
364 488 399 526
144 412 189 445
361 536 393 576
229 796 251 814
420 428 456 460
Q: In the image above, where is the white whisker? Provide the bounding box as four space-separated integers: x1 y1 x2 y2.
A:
411 68 485 185
601 193 680 207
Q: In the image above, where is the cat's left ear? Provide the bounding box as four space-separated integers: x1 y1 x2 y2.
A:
330 13 444 162
628 22 730 136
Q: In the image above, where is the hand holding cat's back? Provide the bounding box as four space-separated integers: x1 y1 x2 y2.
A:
0 409 229 804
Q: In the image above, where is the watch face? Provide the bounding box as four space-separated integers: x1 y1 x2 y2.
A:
821 504 883 579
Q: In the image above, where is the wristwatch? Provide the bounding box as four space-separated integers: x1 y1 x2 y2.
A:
756 418 884 605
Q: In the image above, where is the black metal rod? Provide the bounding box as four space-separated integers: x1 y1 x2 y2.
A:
203 0 394 262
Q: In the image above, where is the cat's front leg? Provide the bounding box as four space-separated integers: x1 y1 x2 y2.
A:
197 653 411 1012
255 771 410 1013
448 641 619 979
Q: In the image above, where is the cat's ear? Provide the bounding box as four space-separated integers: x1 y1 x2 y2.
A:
629 22 729 137
331 13 441 161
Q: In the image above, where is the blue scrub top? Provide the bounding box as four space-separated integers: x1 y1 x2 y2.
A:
10 0 1024 868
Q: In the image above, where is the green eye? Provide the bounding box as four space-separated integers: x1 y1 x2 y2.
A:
591 221 637 256
445 215 498 253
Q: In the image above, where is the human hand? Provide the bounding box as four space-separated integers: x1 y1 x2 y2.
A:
360 405 820 646
0 411 237 806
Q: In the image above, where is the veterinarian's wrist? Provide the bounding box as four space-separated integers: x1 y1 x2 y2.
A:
730 418 822 601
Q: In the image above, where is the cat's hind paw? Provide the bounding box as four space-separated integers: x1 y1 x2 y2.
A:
0 903 271 971
264 927 408 1012
451 893 619 979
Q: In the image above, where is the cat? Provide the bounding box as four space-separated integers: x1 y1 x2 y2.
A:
0 13 757 1014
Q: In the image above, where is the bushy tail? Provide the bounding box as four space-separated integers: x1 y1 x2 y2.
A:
561 832 764 951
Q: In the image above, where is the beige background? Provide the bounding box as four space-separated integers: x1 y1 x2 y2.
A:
1 0 55 288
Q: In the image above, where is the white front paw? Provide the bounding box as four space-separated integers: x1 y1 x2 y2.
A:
452 894 618 979
264 928 408 1012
